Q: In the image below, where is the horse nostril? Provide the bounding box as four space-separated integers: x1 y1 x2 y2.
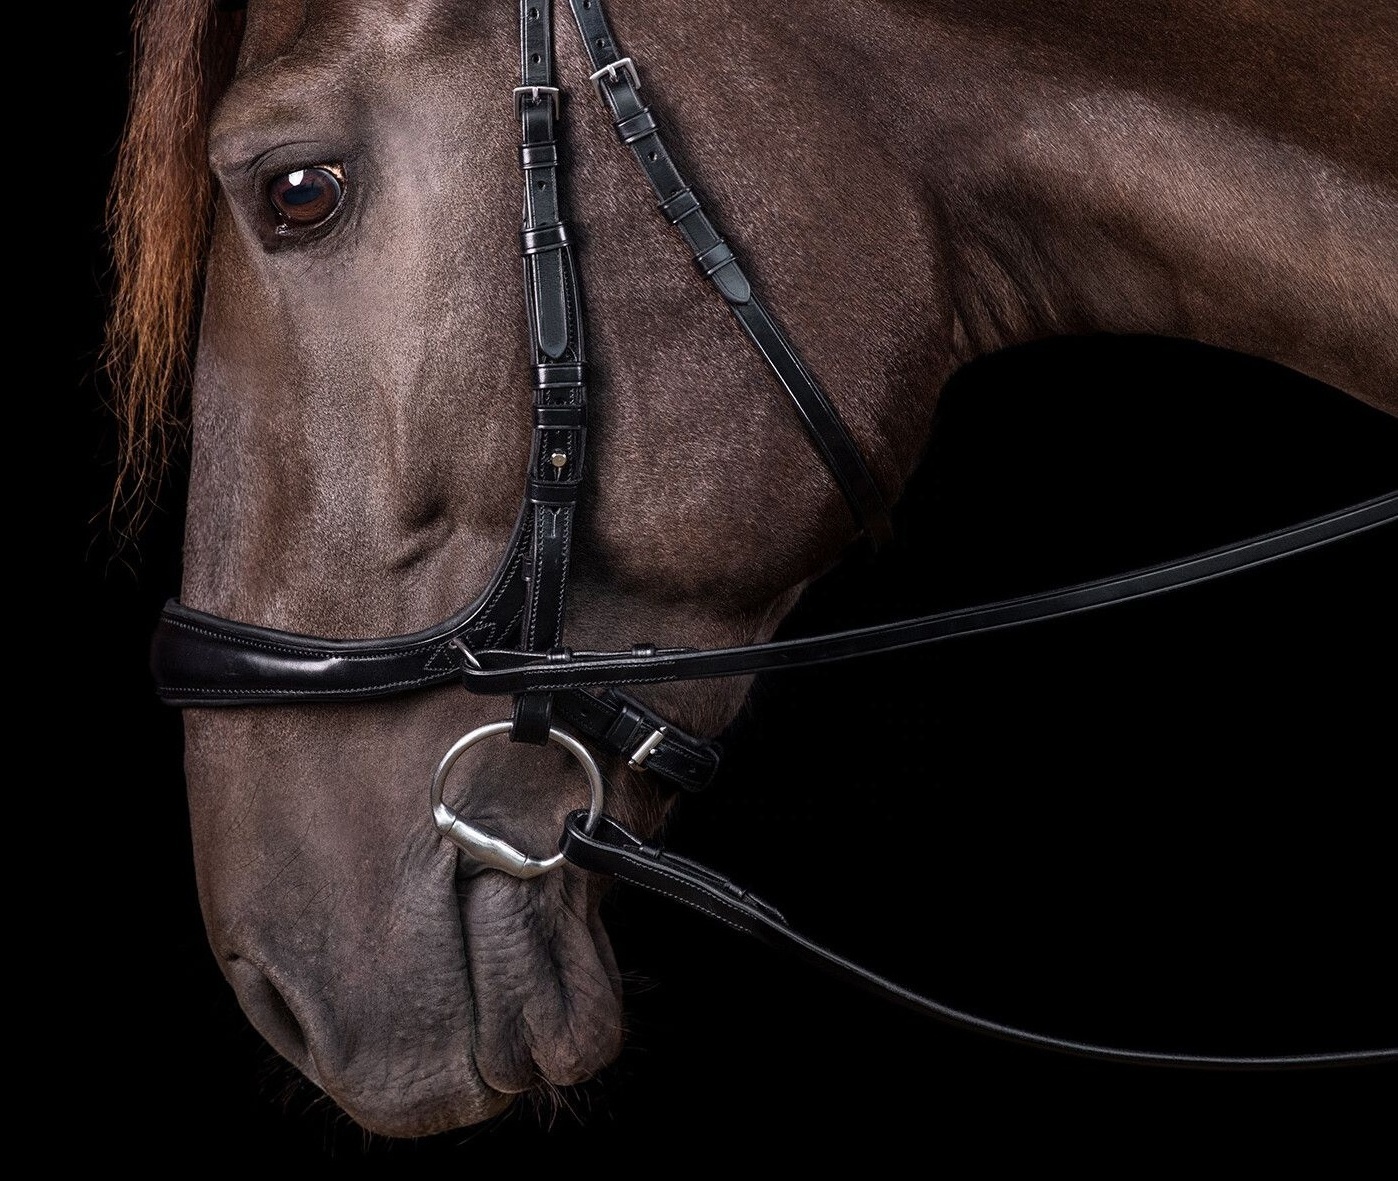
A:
225 955 311 1072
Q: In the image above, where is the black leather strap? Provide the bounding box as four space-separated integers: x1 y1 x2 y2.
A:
514 0 588 743
559 811 1398 1070
151 602 719 791
152 489 1397 799
553 685 721 791
458 490 1398 693
565 0 892 546
150 523 532 705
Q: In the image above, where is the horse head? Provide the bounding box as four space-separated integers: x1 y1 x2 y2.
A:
112 0 951 1135
106 0 1395 1138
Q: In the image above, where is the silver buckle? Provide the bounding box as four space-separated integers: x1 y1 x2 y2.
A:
627 725 667 770
513 85 561 117
588 56 640 96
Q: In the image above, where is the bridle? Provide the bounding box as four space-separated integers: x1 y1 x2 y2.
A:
150 0 1398 1071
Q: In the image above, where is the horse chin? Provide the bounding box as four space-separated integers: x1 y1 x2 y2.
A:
459 866 625 1096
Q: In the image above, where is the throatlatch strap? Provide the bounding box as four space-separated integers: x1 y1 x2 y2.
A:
565 0 893 547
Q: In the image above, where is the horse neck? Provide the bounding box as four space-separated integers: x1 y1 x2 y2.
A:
902 1 1398 412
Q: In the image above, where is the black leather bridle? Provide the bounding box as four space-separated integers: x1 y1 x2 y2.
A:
151 0 1398 1071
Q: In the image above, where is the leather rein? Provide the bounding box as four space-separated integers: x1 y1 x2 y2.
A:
150 0 1398 1071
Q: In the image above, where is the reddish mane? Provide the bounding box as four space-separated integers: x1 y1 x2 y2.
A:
103 0 241 533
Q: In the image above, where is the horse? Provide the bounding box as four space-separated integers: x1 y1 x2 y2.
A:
102 0 1397 1146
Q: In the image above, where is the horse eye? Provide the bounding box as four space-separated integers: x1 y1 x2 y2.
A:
268 165 346 232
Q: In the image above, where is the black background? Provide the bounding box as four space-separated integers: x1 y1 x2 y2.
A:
60 7 1393 1168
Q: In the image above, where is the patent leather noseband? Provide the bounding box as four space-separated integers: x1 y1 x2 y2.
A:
150 0 1398 1072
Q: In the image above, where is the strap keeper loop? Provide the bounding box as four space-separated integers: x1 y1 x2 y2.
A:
527 479 581 505
615 108 658 144
658 187 701 224
534 405 587 429
519 142 559 169
521 223 570 255
694 239 737 277
533 363 588 389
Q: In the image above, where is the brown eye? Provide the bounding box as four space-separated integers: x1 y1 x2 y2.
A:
268 165 346 232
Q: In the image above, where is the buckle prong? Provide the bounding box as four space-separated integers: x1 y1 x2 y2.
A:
513 85 561 117
588 57 640 96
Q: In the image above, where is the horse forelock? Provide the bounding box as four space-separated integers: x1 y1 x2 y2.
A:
103 0 243 539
